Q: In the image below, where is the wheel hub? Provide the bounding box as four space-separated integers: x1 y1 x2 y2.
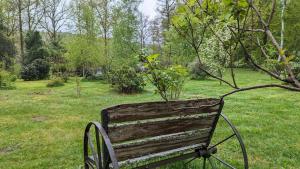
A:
195 147 218 158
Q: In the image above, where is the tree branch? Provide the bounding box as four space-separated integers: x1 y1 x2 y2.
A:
221 84 300 99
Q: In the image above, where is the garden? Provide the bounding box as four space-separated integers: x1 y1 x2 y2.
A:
1 0 300 168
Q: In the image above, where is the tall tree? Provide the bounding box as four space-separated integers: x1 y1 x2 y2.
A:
0 2 16 70
1 0 18 37
157 0 176 64
21 31 50 80
93 0 113 67
24 0 44 31
111 0 140 64
17 0 25 61
41 0 68 42
157 0 176 31
137 12 149 50
149 18 162 55
67 0 102 77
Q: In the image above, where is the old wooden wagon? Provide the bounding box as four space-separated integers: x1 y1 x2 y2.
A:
83 98 248 169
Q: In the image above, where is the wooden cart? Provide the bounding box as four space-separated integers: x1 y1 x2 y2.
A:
83 98 248 169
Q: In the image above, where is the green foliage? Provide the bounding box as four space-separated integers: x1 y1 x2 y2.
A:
48 39 67 77
141 54 188 101
84 74 105 81
0 11 15 70
109 65 145 94
23 31 49 65
46 78 65 88
0 69 16 89
1 69 300 168
188 59 209 80
65 35 103 77
223 0 249 20
21 59 50 81
21 31 50 80
198 23 232 76
270 0 300 52
112 1 140 63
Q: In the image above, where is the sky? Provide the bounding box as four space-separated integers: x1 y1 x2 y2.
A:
139 0 158 19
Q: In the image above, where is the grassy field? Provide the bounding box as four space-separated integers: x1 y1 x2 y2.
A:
0 69 300 169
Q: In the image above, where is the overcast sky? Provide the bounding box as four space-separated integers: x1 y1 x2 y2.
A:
139 0 158 19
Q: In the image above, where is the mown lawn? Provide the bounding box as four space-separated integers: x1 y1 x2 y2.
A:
0 69 300 169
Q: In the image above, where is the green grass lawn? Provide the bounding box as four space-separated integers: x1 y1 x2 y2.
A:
1 69 300 169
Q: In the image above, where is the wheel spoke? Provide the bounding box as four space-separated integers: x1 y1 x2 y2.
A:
209 133 236 150
208 158 217 169
184 157 197 165
103 155 110 169
211 155 236 169
87 132 100 169
202 158 206 169
86 156 96 169
220 113 249 169
94 126 102 169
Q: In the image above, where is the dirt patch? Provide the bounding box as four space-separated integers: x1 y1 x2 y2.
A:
32 115 48 122
28 89 53 96
0 95 9 101
0 144 20 155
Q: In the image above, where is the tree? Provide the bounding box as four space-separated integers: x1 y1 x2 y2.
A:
0 2 16 70
92 0 113 67
17 0 25 60
157 0 176 31
171 0 300 95
172 1 238 88
24 0 44 31
137 12 149 50
41 0 68 42
21 31 50 80
66 1 102 77
0 0 18 37
149 18 163 55
157 0 176 64
111 0 140 65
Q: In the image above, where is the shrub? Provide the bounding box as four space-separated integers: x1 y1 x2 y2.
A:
188 60 209 80
54 72 69 83
84 70 105 81
0 70 16 89
61 73 69 83
85 74 104 81
46 79 65 88
291 62 300 80
140 54 188 101
21 59 50 81
109 66 145 94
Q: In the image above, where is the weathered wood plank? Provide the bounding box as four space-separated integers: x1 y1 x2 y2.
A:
115 144 203 167
108 113 217 143
103 99 221 123
113 129 211 161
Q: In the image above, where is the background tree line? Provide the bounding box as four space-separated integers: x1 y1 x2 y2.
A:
0 0 300 96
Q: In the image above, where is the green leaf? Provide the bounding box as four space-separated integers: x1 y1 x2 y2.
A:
146 54 159 63
187 0 197 6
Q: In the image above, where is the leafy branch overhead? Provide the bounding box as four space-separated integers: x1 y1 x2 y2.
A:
171 0 300 96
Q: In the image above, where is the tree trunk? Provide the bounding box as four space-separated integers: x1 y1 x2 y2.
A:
18 0 24 62
279 0 286 61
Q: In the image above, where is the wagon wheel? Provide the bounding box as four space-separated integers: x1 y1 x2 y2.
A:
200 113 248 169
83 122 120 169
